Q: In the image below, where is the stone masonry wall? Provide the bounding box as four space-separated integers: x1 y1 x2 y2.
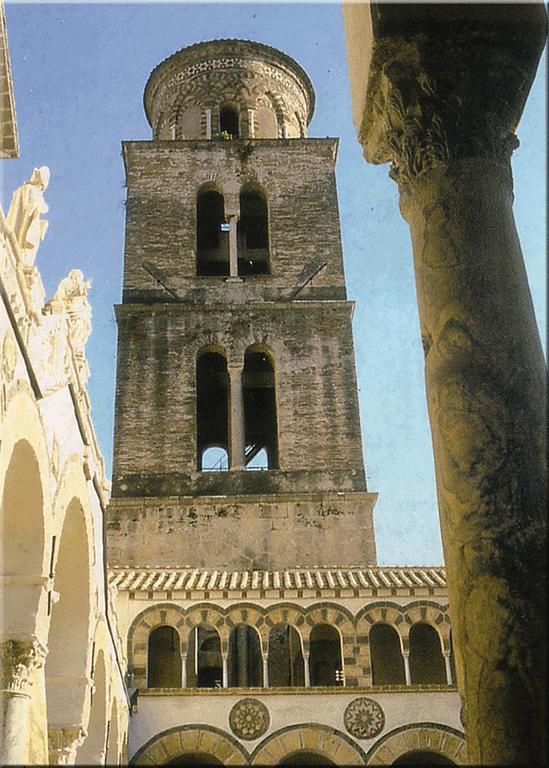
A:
120 139 345 302
112 300 365 495
107 491 377 568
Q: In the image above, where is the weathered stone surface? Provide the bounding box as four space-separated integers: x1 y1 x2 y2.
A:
107 491 377 569
343 4 547 763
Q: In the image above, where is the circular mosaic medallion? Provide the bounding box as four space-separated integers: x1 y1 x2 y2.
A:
344 697 385 739
229 698 270 741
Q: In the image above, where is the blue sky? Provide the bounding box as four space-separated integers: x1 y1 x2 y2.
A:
2 3 546 565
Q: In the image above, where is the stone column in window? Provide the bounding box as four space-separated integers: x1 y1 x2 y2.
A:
443 650 453 685
1 637 47 765
247 108 255 138
303 645 310 688
180 648 188 688
221 651 229 688
48 726 87 766
236 625 249 687
205 108 212 139
402 650 411 686
226 213 239 277
227 361 245 470
262 652 269 688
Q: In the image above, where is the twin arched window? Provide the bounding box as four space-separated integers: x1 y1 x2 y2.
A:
196 185 270 276
369 621 447 686
196 348 278 471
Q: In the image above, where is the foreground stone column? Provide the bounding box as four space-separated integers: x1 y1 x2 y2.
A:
0 638 47 765
228 362 246 469
343 4 547 764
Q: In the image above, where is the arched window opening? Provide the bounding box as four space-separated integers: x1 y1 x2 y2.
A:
370 623 406 686
201 446 229 471
228 624 263 687
238 186 270 275
197 352 229 470
219 104 240 138
309 624 343 687
245 447 268 470
147 626 182 688
279 753 336 766
186 625 223 688
268 624 304 687
243 349 278 469
409 623 447 685
393 751 456 765
196 188 229 276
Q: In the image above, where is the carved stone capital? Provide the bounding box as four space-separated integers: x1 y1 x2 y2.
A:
48 726 86 765
348 5 547 188
0 638 47 692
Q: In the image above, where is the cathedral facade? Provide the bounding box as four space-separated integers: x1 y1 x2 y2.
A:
1 31 465 766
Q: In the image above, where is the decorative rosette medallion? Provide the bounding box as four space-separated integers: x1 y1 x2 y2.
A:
229 698 270 740
343 697 385 739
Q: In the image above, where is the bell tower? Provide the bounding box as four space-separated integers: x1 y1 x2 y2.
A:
107 40 377 568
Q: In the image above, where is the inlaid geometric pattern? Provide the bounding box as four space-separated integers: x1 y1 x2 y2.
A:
229 698 270 740
343 697 385 739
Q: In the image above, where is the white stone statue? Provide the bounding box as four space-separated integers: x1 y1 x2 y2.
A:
46 269 92 355
6 166 50 266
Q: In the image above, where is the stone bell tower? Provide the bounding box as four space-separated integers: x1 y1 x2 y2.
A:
107 39 377 568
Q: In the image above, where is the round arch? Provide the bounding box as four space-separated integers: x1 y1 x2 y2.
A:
76 648 109 764
0 387 51 639
225 602 267 650
127 603 186 688
250 725 366 765
364 723 466 766
401 602 450 646
1 439 47 636
130 725 249 766
45 471 95 731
